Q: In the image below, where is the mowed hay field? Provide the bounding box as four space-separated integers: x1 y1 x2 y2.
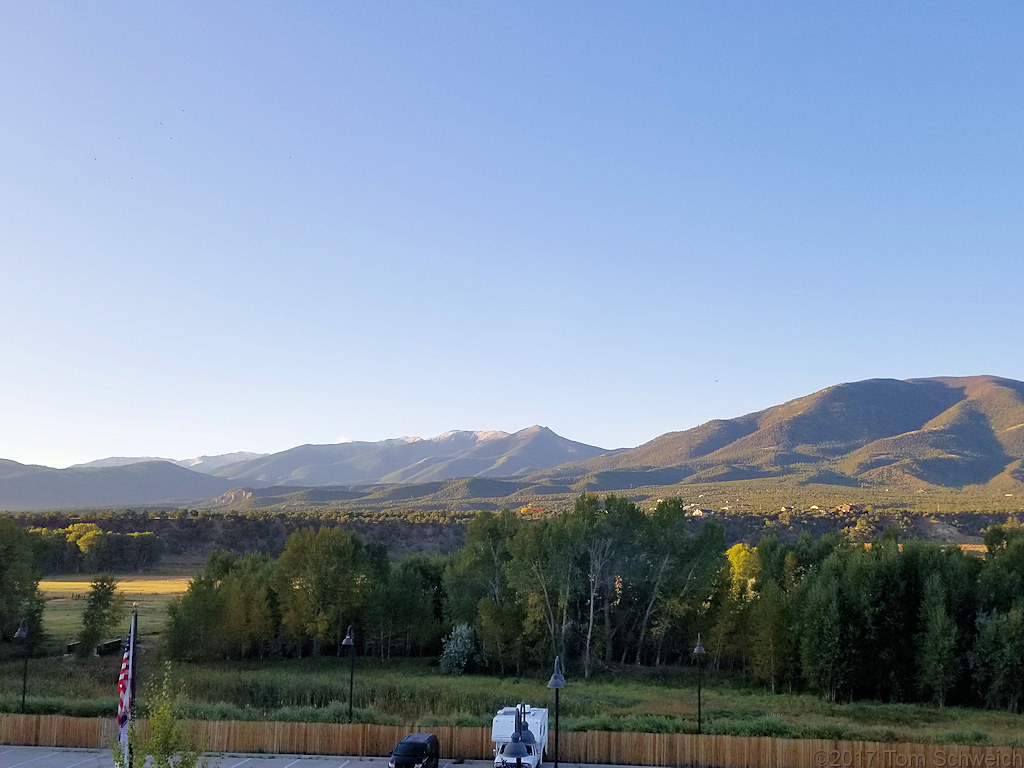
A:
38 565 195 648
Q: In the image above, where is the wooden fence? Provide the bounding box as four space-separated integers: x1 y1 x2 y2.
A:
2 715 1023 768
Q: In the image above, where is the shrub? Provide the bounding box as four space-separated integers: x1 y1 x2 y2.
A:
113 663 207 768
440 624 475 675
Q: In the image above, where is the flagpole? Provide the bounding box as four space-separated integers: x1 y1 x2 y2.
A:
118 607 138 768
129 607 137 768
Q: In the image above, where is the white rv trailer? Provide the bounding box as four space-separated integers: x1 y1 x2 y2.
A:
491 703 549 768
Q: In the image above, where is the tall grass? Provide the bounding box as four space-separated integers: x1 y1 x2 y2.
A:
180 659 639 721
3 654 1024 746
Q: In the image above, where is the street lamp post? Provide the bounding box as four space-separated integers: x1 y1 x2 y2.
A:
342 626 355 723
503 708 529 768
547 656 565 768
693 633 706 735
518 707 538 760
14 619 29 714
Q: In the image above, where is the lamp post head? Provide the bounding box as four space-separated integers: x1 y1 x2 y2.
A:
504 730 529 760
519 720 537 746
14 619 28 640
693 633 705 655
547 656 565 689
342 626 354 646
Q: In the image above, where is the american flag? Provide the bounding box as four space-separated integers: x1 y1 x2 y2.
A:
117 611 137 766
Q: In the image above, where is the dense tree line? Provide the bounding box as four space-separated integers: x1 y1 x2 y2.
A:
161 497 1024 711
6 508 470 563
164 495 726 673
443 496 725 675
710 521 1024 710
6 496 1024 712
166 529 444 660
27 523 163 573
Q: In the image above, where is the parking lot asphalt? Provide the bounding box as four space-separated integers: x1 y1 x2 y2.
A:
0 748 602 768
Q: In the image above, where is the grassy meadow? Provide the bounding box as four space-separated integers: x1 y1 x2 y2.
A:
1 565 1022 747
35 566 194 649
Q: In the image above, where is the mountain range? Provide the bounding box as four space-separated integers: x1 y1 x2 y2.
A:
2 375 1023 512
0 427 608 511
550 375 1024 492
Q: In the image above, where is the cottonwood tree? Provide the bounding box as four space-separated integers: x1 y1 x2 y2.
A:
443 509 520 627
747 578 792 692
64 523 103 573
77 574 125 657
270 527 368 654
571 494 618 678
916 573 957 706
0 519 43 643
970 603 1024 711
977 522 1024 614
507 512 583 662
708 543 761 669
799 556 855 703
597 497 646 665
219 554 277 659
440 512 524 671
389 556 443 655
626 500 724 666
476 596 526 675
165 556 229 661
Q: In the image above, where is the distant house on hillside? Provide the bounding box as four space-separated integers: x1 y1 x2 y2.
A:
835 503 860 513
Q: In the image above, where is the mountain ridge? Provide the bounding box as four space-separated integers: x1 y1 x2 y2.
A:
0 426 610 511
543 375 1024 492
2 377 1023 512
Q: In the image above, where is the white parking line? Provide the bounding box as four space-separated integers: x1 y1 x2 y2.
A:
8 752 60 768
338 761 350 768
282 760 302 768
228 759 252 768
66 757 103 768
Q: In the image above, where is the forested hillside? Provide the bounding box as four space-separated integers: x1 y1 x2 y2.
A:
549 376 1024 493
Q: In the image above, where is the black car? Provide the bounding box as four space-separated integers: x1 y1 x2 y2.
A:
389 733 440 768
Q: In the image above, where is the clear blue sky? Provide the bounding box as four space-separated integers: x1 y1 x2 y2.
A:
2 3 1022 468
